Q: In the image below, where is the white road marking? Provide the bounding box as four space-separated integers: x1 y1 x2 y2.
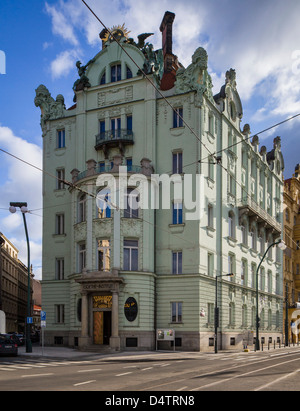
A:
73 380 96 386
21 373 54 378
77 368 102 373
254 368 300 391
116 372 132 376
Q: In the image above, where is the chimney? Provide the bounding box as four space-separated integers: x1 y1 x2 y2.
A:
160 11 175 73
159 11 178 91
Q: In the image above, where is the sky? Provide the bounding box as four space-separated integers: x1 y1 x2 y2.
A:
0 0 300 280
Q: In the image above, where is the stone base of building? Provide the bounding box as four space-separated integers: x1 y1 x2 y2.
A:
200 331 284 351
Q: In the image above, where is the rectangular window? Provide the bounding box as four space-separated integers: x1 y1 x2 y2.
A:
171 302 182 323
126 158 132 172
55 258 64 280
98 161 105 172
228 254 234 276
208 156 214 181
111 64 121 82
55 304 64 323
78 243 86 272
127 115 132 131
207 303 214 324
124 188 139 218
172 251 182 274
123 240 138 271
97 239 111 271
268 271 272 293
229 174 236 196
78 194 86 223
173 107 183 128
57 129 65 148
207 252 214 276
56 169 65 190
172 152 182 174
99 120 105 135
97 192 111 218
208 204 213 228
241 260 247 286
55 214 65 235
251 264 256 288
172 202 183 224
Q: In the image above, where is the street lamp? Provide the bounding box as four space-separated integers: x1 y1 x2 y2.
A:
255 239 286 351
9 202 32 353
215 272 234 353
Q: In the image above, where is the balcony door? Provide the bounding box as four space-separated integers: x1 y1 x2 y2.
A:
111 117 121 139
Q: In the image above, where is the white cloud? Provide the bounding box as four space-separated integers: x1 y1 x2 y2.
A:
50 49 80 79
0 126 43 279
45 1 79 46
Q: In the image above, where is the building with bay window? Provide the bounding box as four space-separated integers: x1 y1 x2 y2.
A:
35 11 284 351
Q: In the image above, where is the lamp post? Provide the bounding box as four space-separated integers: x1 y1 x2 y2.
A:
9 202 32 353
215 273 234 353
255 239 286 351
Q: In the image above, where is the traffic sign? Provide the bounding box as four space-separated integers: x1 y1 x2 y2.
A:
41 311 46 321
41 320 46 328
27 317 33 324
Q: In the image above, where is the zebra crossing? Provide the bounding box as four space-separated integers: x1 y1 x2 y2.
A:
0 358 93 371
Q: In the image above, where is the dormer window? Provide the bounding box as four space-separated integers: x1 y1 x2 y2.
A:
111 64 121 82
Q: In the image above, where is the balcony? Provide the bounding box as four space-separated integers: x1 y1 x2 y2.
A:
95 129 134 158
71 157 154 184
237 196 281 235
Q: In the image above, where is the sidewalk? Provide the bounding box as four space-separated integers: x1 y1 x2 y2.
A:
17 343 300 361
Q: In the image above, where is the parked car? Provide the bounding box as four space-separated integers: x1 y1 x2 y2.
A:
7 333 24 346
0 334 18 356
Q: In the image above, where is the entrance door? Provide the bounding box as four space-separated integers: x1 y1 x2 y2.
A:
93 311 111 345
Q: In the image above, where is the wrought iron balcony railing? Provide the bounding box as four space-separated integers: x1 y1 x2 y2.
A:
95 129 133 147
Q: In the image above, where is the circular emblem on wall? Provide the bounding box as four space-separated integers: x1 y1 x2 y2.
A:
124 297 138 322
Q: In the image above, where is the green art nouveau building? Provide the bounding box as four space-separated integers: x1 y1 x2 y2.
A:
35 12 285 352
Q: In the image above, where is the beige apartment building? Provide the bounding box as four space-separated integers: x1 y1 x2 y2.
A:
0 232 33 333
283 164 300 342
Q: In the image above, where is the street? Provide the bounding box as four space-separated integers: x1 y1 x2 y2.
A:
0 347 300 392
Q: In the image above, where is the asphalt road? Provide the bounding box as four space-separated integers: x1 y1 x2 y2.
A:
1 348 300 393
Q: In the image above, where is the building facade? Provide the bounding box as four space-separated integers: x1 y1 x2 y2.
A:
35 12 285 351
0 233 33 333
283 164 300 343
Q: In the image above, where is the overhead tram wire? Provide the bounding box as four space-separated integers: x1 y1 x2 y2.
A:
3 4 296 250
200 112 300 164
81 2 300 185
0 147 200 249
80 0 214 161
